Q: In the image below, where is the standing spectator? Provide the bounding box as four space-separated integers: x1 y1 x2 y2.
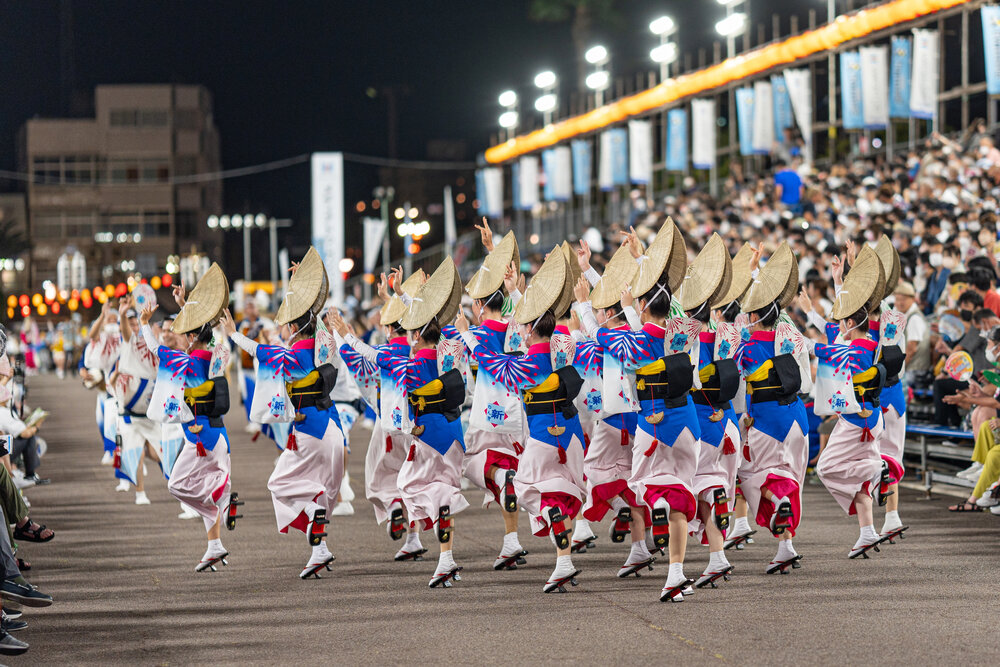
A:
773 159 803 213
920 250 951 315
893 281 931 374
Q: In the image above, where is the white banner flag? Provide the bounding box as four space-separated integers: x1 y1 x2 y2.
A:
310 152 345 305
628 119 653 185
860 45 889 129
518 156 539 209
443 185 456 249
910 29 939 120
691 99 716 169
362 217 386 274
482 167 503 218
552 146 572 200
752 80 774 153
783 68 813 162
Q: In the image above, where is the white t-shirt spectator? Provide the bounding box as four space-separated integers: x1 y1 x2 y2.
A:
903 303 931 372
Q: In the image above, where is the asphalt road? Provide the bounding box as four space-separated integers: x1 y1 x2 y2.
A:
14 374 1000 665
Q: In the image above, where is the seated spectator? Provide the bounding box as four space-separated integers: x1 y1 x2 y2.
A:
967 264 1000 317
893 281 931 376
948 415 1000 513
0 377 48 487
933 290 986 426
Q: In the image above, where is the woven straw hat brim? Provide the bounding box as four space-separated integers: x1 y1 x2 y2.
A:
590 244 641 310
874 236 901 299
173 263 230 334
381 269 426 325
399 257 459 331
630 217 687 298
440 267 464 326
831 245 886 320
680 233 731 312
777 253 800 310
561 242 584 295
553 254 576 320
276 247 329 325
713 243 754 309
514 246 568 324
466 231 520 299
740 242 795 314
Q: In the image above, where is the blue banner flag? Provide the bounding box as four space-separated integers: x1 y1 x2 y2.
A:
771 75 794 143
889 35 912 119
983 6 1000 95
665 108 687 172
571 140 591 196
840 51 864 130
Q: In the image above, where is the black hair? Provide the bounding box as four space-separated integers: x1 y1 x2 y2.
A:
531 310 557 339
290 310 317 337
968 256 996 276
973 308 995 326
719 300 741 323
948 272 969 286
685 301 711 324
752 300 781 329
843 307 869 329
194 323 214 344
987 325 1000 344
958 289 985 309
479 289 505 313
639 281 672 318
417 318 441 345
391 323 407 336
969 268 994 292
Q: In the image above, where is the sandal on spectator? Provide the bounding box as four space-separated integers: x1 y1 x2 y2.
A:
947 502 982 512
12 522 53 543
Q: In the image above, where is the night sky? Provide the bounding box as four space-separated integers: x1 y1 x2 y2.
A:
0 0 819 250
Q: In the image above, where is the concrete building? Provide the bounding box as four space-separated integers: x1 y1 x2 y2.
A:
19 84 223 287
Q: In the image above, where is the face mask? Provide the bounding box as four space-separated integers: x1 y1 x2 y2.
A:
969 221 982 233
987 346 998 364
935 231 950 244
960 308 974 322
928 252 943 268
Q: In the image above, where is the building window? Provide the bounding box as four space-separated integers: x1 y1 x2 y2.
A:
110 109 169 127
140 110 168 127
110 109 139 126
31 157 61 185
31 215 63 238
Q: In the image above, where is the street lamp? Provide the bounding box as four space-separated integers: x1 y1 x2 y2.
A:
534 70 558 125
498 89 519 139
206 213 291 285
499 110 519 129
715 12 747 40
498 90 518 108
584 45 608 66
584 45 610 107
649 15 678 82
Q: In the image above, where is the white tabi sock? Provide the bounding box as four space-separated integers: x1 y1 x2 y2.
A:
666 561 686 586
859 524 879 543
572 519 595 540
733 516 751 535
311 541 330 560
553 554 575 578
708 550 729 571
627 540 651 563
437 549 456 572
502 531 522 555
610 496 628 512
404 531 423 551
775 539 795 562
653 497 670 511
882 510 901 532
207 538 224 554
493 468 509 490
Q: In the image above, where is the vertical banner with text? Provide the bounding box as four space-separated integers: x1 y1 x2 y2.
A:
665 108 688 172
752 80 774 153
910 29 940 120
310 152 344 305
889 35 912 119
860 45 889 129
691 99 716 170
982 6 1000 95
840 51 864 130
571 140 591 196
735 87 755 156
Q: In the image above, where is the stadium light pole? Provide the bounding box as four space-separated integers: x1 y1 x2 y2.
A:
584 45 610 107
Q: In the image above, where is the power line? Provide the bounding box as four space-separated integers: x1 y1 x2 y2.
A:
0 151 475 186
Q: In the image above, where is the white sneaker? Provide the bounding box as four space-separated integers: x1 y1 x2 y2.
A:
135 491 151 505
12 476 35 490
975 494 998 508
115 480 130 492
101 451 114 466
340 472 355 502
330 501 354 516
957 462 984 480
178 504 200 520
990 504 1000 516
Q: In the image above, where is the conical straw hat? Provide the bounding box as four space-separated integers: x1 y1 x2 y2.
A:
439 265 464 326
630 217 687 298
831 245 886 320
874 236 901 300
399 257 459 331
552 242 581 319
276 247 329 325
777 251 800 310
590 244 642 310
381 269 426 326
713 243 753 309
680 233 732 312
466 231 520 299
514 246 568 324
173 263 230 334
741 242 797 314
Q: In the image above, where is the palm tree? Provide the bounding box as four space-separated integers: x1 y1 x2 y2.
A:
529 0 620 93
0 219 30 319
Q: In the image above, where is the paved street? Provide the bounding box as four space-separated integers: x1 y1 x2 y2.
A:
16 374 1000 665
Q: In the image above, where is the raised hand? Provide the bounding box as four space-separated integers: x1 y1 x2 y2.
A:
139 303 158 326
327 309 350 337
377 272 391 301
749 243 763 272
475 217 494 252
390 266 404 295
795 288 812 314
623 227 643 259
831 255 844 285
577 239 592 272
573 276 590 304
219 309 236 336
845 239 857 268
173 284 186 308
454 309 470 333
503 261 520 295
620 285 634 308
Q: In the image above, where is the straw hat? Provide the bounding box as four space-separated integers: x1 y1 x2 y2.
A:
552 242 581 319
831 245 886 320
741 242 798 314
465 231 520 299
380 269 426 326
713 243 753 309
590 244 641 310
680 233 732 312
874 236 901 299
173 263 230 334
276 247 329 325
439 264 464 325
513 245 568 324
630 216 687 299
399 257 460 331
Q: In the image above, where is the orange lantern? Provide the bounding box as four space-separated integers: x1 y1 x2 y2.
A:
18 295 28 308
115 283 127 297
68 299 79 311
51 302 61 315
81 288 91 301
5 295 15 308
162 274 173 288
20 305 30 317
37 303 47 316
31 293 42 307
150 275 162 290
6 307 13 319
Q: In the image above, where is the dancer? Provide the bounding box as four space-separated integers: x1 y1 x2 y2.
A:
574 217 702 603
802 245 888 559
144 264 239 573
678 234 740 589
235 297 272 442
457 247 587 593
735 242 810 575
110 298 163 506
226 247 345 579
338 268 426 561
460 225 529 570
333 258 469 588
